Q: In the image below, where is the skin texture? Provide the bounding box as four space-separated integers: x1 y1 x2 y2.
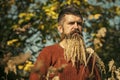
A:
58 14 83 35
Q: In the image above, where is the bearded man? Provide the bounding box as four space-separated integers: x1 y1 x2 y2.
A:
30 4 102 80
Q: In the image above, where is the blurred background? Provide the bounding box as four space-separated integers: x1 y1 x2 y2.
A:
0 0 120 80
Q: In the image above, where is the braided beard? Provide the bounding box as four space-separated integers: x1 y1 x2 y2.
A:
62 30 87 67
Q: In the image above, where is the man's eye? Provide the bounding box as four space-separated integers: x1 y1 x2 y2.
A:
69 22 75 25
68 22 83 26
77 22 82 26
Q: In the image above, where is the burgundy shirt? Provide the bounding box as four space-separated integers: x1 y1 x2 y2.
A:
30 44 101 80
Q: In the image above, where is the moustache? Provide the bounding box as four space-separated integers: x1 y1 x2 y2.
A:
70 29 82 36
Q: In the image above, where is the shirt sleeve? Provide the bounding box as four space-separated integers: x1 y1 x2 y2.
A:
29 47 52 80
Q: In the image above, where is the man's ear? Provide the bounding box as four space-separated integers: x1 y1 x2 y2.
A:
57 25 63 33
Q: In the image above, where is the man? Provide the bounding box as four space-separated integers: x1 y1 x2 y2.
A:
30 4 101 80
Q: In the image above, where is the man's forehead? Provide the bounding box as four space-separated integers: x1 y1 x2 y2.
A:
64 14 83 22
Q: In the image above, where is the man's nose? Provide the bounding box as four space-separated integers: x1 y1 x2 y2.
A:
74 22 79 29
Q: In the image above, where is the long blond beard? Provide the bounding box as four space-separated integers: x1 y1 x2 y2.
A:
64 34 87 67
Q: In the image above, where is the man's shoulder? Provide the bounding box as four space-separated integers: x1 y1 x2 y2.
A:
42 43 61 51
40 43 63 57
45 43 59 48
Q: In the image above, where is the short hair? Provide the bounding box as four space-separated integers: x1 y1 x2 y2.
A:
58 4 83 23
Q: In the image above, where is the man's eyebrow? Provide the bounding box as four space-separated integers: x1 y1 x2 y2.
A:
68 21 83 24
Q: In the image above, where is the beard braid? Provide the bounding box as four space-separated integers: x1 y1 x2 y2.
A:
63 32 87 68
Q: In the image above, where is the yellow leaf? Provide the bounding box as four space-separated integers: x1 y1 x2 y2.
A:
12 39 18 42
12 25 19 30
45 8 50 12
19 13 26 18
46 12 52 16
29 13 35 17
84 0 88 2
52 23 58 29
116 7 120 15
25 17 31 21
26 60 32 64
91 33 96 37
7 39 18 46
24 64 34 71
94 14 101 19
18 65 24 70
24 66 29 71
50 5 57 11
39 25 44 30
18 19 24 24
52 14 58 19
67 0 71 5
88 15 94 20
73 0 80 5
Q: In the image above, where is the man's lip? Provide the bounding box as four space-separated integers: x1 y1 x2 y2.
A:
72 32 79 36
74 32 78 34
74 32 80 34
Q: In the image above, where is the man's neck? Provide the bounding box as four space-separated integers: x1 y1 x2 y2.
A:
59 39 66 49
